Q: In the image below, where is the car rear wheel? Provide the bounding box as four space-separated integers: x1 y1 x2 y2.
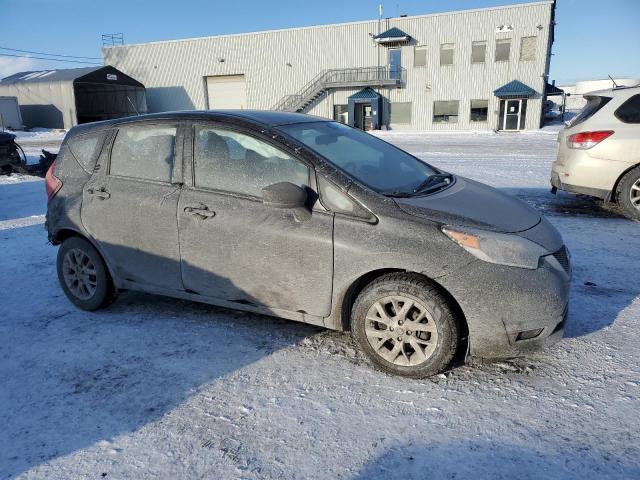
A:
351 273 459 378
616 166 640 221
57 236 116 311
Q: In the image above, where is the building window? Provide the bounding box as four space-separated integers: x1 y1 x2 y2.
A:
471 41 486 63
433 101 459 123
495 38 511 62
470 99 489 122
390 103 412 124
333 105 348 124
440 43 454 66
520 36 537 61
414 46 427 67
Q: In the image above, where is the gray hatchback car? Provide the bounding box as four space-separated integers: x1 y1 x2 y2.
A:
46 111 570 378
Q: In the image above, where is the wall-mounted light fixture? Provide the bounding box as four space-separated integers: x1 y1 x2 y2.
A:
286 62 292 67
218 58 225 63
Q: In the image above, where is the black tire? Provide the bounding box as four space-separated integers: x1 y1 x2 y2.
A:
616 166 640 221
56 236 116 311
351 273 460 378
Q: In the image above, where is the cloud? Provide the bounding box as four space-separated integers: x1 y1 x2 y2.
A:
0 56 54 79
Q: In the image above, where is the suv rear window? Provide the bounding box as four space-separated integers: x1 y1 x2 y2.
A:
614 94 640 123
569 95 611 127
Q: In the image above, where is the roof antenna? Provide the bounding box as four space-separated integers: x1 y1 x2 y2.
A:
608 75 619 88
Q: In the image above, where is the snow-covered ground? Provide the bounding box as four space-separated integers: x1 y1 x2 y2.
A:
1 128 639 480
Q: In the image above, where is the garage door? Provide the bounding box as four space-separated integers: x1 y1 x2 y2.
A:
206 75 247 109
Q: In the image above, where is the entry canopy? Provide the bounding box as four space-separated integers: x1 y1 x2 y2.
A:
545 82 565 96
349 87 381 100
372 27 411 44
494 80 536 98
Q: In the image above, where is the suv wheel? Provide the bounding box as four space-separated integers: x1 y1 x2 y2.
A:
57 237 116 311
616 166 640 221
351 273 459 378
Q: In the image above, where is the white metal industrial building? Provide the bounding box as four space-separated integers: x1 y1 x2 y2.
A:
103 0 557 131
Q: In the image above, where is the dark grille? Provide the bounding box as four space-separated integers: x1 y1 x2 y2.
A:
552 245 570 273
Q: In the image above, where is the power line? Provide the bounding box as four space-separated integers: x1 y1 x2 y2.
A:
0 46 101 60
0 53 102 65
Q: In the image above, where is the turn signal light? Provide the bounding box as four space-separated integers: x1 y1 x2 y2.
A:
566 130 613 149
441 228 480 249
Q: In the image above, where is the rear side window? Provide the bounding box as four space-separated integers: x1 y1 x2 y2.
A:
570 96 612 127
193 126 309 197
68 132 103 172
614 94 640 123
110 125 177 182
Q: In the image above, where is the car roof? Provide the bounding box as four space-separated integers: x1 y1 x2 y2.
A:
68 110 329 136
585 85 640 98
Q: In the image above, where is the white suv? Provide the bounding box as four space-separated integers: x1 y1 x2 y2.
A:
551 85 640 220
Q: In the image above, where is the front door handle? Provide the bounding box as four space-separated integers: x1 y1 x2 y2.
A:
87 187 110 200
184 205 216 219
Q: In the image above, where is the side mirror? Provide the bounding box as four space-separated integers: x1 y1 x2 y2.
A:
262 182 307 209
262 182 310 222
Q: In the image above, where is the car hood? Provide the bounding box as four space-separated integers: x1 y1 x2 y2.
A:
394 176 541 233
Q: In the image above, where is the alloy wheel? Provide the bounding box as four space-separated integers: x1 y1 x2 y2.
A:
62 248 98 300
630 178 640 211
365 295 439 366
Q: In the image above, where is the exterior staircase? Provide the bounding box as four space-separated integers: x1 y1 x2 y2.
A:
272 66 405 112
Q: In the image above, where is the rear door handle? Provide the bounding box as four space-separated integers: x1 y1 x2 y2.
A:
184 205 216 219
87 187 110 200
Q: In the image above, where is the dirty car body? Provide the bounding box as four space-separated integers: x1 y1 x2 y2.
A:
46 111 570 376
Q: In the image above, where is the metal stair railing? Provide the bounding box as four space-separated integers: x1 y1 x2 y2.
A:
272 66 405 112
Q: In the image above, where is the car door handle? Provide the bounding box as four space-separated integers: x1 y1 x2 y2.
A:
184 205 216 219
87 187 110 200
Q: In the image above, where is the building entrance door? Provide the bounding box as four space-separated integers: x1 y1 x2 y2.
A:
499 99 527 131
354 103 373 130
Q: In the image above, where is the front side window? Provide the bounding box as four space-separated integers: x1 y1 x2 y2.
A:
193 126 309 197
277 121 437 195
470 99 489 122
520 36 537 61
471 41 486 63
433 101 459 123
495 38 511 62
110 124 176 182
440 43 454 66
414 46 427 67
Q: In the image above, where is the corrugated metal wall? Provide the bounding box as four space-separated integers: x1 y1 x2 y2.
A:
103 1 553 131
0 81 76 129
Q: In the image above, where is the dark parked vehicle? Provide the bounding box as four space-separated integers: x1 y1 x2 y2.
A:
46 111 570 377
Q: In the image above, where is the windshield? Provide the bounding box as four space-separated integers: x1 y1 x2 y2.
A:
277 121 438 194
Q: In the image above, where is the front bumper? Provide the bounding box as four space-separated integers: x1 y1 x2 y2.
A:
438 248 571 360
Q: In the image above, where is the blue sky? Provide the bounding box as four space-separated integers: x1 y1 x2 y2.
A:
0 0 638 84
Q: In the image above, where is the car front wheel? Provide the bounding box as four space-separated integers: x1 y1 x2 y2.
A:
56 236 116 311
616 166 640 221
351 273 460 378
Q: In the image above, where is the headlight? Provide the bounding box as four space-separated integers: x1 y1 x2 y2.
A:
442 225 549 270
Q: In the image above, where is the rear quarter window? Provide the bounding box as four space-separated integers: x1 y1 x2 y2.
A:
67 132 104 173
614 94 640 123
569 95 611 127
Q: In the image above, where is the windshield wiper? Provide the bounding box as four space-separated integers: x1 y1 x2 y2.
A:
412 172 453 194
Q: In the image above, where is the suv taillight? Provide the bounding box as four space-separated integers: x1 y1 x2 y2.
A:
45 160 62 200
566 130 614 149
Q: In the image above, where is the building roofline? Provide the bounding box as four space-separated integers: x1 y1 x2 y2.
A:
103 1 553 51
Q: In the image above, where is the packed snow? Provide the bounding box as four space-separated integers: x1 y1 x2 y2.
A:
0 127 638 479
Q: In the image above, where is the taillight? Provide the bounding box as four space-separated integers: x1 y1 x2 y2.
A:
566 130 614 149
45 160 62 200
